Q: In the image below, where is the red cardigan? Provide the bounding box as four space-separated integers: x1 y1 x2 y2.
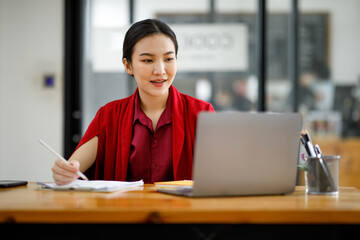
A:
76 85 215 181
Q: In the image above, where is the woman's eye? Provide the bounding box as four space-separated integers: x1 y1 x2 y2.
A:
165 58 174 62
142 59 152 63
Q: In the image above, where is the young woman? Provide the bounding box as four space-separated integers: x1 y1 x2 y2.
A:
52 19 215 185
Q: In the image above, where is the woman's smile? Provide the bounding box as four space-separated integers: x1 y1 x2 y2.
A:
150 79 167 87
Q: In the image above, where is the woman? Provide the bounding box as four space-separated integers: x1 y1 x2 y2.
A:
52 19 215 185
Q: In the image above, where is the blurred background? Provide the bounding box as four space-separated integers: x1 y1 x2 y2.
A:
1 0 360 187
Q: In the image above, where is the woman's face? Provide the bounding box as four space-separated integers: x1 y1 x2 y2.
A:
123 34 177 99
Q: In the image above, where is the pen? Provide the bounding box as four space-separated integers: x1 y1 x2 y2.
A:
301 131 312 143
39 139 88 181
313 144 336 191
314 144 323 156
300 131 316 157
306 142 316 157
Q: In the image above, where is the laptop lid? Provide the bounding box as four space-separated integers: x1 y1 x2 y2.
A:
191 111 302 197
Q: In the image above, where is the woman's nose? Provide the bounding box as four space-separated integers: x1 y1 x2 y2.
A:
153 61 166 75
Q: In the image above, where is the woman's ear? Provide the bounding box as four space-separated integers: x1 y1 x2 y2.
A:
123 58 133 75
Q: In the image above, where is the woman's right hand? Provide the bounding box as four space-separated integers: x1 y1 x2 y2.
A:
51 136 98 185
51 159 80 185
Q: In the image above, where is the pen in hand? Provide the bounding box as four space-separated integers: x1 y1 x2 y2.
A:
39 139 89 181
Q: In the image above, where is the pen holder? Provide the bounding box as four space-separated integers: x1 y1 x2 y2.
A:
305 155 340 195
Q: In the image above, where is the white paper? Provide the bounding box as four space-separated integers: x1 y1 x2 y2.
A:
37 180 144 192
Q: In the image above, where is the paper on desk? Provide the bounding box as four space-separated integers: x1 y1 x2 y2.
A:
37 180 144 192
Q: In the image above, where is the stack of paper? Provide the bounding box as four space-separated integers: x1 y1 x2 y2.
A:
37 180 144 192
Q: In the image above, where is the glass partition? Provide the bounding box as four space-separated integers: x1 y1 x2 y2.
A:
82 0 360 139
82 0 258 132
79 0 360 187
298 0 360 139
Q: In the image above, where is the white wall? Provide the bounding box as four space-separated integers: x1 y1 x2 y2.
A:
0 0 63 182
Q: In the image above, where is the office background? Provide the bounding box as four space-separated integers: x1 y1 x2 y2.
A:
0 0 360 183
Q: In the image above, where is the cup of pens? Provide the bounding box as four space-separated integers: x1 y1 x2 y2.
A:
299 131 340 195
305 155 340 195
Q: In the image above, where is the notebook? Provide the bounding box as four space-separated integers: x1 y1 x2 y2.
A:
157 111 302 197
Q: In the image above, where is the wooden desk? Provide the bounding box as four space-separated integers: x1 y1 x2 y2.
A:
1 183 360 224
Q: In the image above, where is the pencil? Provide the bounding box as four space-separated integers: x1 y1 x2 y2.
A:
39 139 89 181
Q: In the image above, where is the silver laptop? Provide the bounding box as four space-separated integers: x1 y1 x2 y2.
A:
158 111 302 197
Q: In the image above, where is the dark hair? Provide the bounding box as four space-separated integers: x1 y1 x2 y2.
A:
122 19 178 63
